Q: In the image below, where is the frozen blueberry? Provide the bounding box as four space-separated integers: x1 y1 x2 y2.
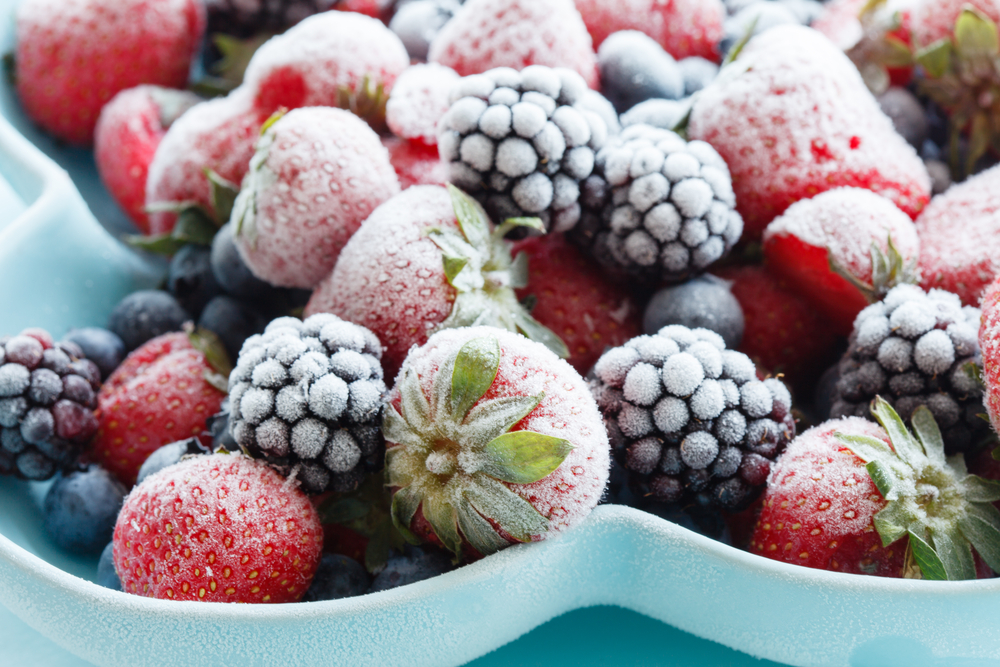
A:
619 99 689 130
720 2 798 57
61 328 125 381
211 223 279 300
301 554 370 602
597 31 684 113
43 465 127 554
678 57 718 96
108 290 190 352
369 545 454 592
96 541 122 591
389 0 460 61
878 87 928 149
167 244 224 318
136 437 209 485
198 295 267 361
643 275 744 349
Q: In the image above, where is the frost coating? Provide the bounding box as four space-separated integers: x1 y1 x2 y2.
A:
386 64 461 146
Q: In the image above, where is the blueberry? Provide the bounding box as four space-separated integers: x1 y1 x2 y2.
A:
720 2 798 57
211 223 279 300
678 57 718 96
301 554 370 602
136 437 209 485
61 328 125 381
167 245 224 318
368 545 453 592
108 290 190 352
597 31 684 113
389 0 459 61
924 159 951 195
43 465 126 554
877 87 927 149
198 295 268 361
97 541 121 591
208 398 238 453
643 275 745 349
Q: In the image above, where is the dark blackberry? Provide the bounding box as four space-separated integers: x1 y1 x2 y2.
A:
437 65 612 232
591 325 794 511
228 314 387 494
573 124 743 285
0 331 101 481
830 285 989 455
204 0 335 39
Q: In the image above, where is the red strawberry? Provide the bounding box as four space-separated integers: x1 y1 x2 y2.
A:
230 106 400 289
113 453 323 602
385 63 460 148
427 0 599 89
382 137 449 190
94 86 199 234
917 164 1000 306
911 0 1000 46
713 264 840 391
511 233 641 374
978 274 1000 434
762 187 921 334
305 184 568 380
92 332 228 486
384 326 610 559
752 400 1000 579
572 0 725 62
688 25 930 240
14 0 205 146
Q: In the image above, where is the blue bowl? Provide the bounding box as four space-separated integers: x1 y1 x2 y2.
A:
1 2 1000 665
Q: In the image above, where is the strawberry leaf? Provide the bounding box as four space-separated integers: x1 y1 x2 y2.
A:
465 475 548 542
481 431 573 485
492 216 545 241
872 501 910 547
447 183 491 253
910 405 945 464
457 499 509 556
915 39 952 78
513 310 570 359
959 476 1000 503
186 325 233 379
427 229 483 292
423 495 462 558
960 503 1000 572
955 7 1000 59
931 523 976 580
509 251 529 290
865 459 896 499
390 485 421 533
834 432 894 463
450 335 500 420
205 168 239 226
870 396 924 468
909 528 947 580
460 394 543 450
399 367 432 436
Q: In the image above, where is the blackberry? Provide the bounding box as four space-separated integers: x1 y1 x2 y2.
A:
228 314 387 494
437 65 612 232
204 0 335 39
0 332 101 481
591 325 794 511
573 124 743 286
830 285 989 455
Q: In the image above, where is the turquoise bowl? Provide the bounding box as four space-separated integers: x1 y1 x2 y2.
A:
1 2 1000 665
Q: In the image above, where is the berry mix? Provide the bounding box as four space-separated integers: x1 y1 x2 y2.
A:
9 0 1000 610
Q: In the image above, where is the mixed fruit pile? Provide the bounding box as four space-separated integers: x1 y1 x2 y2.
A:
8 0 1000 605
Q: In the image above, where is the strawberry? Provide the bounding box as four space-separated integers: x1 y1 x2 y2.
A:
94 86 199 234
385 63 460 148
762 187 921 334
92 331 228 486
911 0 1000 47
917 164 1000 306
305 184 568 380
381 137 449 191
751 399 1000 579
688 25 931 241
713 265 840 392
427 0 600 89
384 326 610 560
14 0 205 146
978 273 1000 434
230 107 400 289
511 233 641 375
572 0 725 62
113 452 323 602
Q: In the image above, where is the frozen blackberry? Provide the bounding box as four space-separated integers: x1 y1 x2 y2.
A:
227 314 387 494
437 65 612 232
591 325 794 511
573 124 743 285
204 0 334 39
830 285 989 455
0 331 101 481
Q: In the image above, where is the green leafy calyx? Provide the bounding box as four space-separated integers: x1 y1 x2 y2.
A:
383 334 573 559
827 234 919 303
835 397 1000 580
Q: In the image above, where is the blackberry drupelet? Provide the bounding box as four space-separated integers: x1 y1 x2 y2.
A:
437 65 612 232
573 123 743 285
591 325 794 511
830 284 989 455
228 314 387 494
0 332 101 480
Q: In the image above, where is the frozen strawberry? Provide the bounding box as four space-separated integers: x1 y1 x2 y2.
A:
91 331 228 486
231 107 400 289
573 0 725 62
763 188 921 334
752 399 1000 579
384 326 610 559
688 25 930 240
94 86 200 234
145 90 268 236
511 233 641 374
382 137 449 190
242 11 409 118
978 274 1000 434
427 0 599 89
14 0 205 146
385 63 461 147
910 0 1000 46
305 185 567 380
917 164 1000 306
713 265 840 392
113 453 323 602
